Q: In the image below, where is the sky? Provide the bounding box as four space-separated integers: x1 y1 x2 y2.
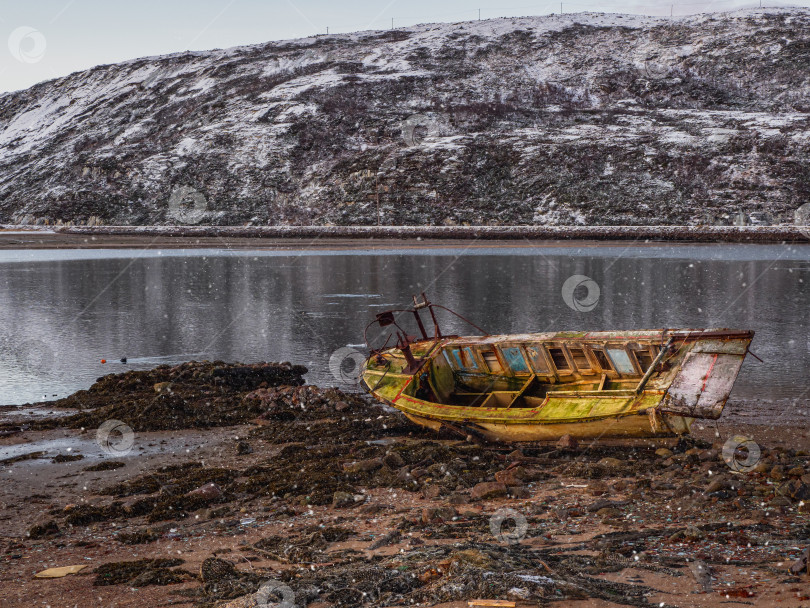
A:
0 0 806 93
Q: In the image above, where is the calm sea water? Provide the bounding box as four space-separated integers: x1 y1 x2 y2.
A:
1 244 808 422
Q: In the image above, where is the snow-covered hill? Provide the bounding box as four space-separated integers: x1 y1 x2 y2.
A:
1 8 809 226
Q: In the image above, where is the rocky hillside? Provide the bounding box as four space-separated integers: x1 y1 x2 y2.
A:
1 8 809 226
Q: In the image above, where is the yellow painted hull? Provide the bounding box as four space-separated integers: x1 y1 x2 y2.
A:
403 412 693 442
361 328 752 443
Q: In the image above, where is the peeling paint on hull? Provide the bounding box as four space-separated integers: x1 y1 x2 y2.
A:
362 327 753 443
403 412 693 442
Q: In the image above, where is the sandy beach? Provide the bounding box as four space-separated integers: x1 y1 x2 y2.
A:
1 362 808 608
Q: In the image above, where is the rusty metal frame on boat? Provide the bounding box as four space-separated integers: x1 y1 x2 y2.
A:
360 295 754 443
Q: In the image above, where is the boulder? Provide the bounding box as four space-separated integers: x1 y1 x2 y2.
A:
494 466 527 486
508 486 531 499
753 461 770 473
187 483 222 501
587 498 624 513
705 476 731 494
470 482 508 501
448 493 470 505
421 506 457 524
342 458 383 473
781 480 810 500
597 507 622 519
598 457 623 469
699 449 719 461
789 547 809 575
506 449 524 461
332 491 355 508
556 435 579 450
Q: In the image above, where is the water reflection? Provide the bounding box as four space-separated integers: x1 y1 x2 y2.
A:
0 245 808 416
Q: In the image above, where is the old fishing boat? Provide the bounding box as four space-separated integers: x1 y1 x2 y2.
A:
360 295 754 442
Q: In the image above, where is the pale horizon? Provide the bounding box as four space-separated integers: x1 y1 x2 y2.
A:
1 0 808 94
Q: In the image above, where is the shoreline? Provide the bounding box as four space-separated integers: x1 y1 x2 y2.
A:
1 224 809 249
3 403 808 608
2 363 809 607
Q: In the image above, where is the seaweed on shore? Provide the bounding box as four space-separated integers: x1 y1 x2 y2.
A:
93 558 191 587
13 361 307 432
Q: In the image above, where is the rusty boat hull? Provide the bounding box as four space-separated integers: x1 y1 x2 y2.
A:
361 328 753 443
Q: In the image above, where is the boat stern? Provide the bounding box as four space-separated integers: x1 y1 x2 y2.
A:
657 330 754 420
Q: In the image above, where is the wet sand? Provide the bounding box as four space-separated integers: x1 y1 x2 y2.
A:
0 315 807 607
2 398 809 608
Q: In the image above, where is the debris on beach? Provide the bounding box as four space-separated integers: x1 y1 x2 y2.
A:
33 565 87 578
4 361 810 607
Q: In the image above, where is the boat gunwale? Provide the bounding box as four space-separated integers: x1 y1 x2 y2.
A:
362 328 753 429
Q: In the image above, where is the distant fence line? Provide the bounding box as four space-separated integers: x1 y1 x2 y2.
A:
315 2 800 37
